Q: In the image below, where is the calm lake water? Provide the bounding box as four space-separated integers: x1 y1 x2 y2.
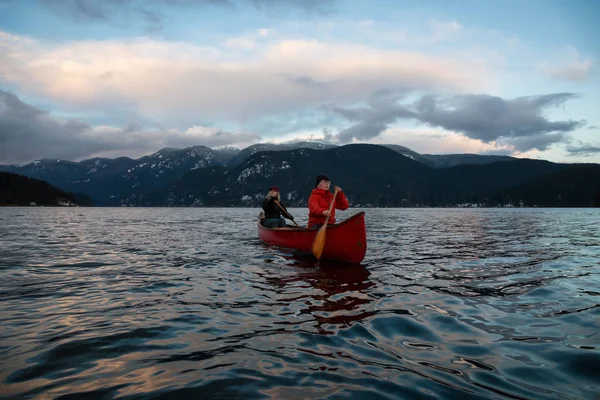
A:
1 207 599 399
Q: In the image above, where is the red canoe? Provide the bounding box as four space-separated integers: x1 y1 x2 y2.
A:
258 212 367 264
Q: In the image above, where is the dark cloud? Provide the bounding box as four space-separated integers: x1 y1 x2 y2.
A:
498 133 567 152
566 143 600 156
321 128 335 143
138 7 165 32
0 90 110 163
415 93 583 142
67 0 108 19
331 91 585 151
0 90 260 163
39 0 233 31
332 88 415 142
40 0 333 31
287 76 330 89
41 0 124 21
251 0 335 15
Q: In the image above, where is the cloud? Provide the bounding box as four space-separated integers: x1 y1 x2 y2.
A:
0 90 260 163
544 61 592 82
566 142 600 156
330 91 585 152
0 30 487 127
181 125 260 148
40 0 234 20
222 27 276 52
428 20 462 43
540 46 593 82
331 89 415 142
39 0 334 31
364 19 464 48
39 0 154 31
497 133 566 152
224 37 257 51
251 0 336 15
38 0 235 32
414 93 583 142
365 127 504 155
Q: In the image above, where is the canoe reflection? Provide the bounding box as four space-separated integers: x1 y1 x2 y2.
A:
264 254 377 333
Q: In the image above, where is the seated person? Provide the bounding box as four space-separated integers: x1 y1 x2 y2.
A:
308 175 349 228
262 186 294 228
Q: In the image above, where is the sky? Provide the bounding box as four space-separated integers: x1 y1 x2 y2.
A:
0 0 599 164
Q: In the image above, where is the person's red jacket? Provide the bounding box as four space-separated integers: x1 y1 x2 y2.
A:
308 188 349 227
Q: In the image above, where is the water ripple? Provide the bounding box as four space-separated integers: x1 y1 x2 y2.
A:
1 207 599 399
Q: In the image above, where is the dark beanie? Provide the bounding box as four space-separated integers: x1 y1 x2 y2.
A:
315 174 330 187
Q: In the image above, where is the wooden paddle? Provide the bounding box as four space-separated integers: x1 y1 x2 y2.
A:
311 190 338 261
274 199 300 227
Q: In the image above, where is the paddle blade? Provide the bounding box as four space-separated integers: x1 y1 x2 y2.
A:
311 227 327 260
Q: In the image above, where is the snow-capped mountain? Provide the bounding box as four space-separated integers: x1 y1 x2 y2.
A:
143 144 580 208
227 141 337 166
0 145 234 205
0 142 530 206
0 143 338 205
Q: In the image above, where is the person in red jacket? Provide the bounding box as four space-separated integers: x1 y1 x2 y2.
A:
308 174 349 228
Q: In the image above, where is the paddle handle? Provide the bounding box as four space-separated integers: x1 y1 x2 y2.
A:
274 199 300 227
321 190 338 226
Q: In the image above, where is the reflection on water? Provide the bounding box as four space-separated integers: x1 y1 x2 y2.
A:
261 256 376 333
0 207 599 399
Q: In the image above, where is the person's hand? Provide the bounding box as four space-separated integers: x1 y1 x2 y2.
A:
334 185 342 194
323 210 330 217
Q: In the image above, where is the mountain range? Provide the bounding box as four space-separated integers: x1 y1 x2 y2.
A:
1 142 598 207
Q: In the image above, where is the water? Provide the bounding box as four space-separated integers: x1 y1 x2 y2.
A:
1 207 599 399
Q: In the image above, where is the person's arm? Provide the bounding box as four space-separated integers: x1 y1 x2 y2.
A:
335 188 349 210
278 201 293 220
